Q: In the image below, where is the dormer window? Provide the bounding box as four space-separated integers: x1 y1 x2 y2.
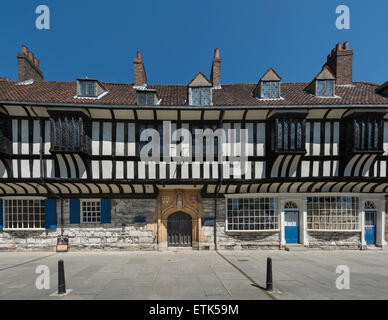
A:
261 81 280 99
137 90 157 105
305 66 336 97
253 67 282 100
191 87 211 106
79 80 97 97
76 78 108 99
316 80 335 97
188 72 212 106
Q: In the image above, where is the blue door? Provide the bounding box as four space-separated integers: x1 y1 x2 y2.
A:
365 211 376 245
285 210 299 244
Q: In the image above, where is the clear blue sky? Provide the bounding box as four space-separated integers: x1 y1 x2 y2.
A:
0 0 387 85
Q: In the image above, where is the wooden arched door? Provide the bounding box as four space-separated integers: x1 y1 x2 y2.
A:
167 212 192 247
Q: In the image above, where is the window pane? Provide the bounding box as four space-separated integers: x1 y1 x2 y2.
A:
146 92 155 105
87 82 96 96
277 121 283 149
80 82 86 96
137 92 146 105
201 88 210 105
316 80 325 96
290 121 296 149
353 121 360 149
271 82 279 98
262 82 271 98
326 80 334 96
374 122 379 149
191 88 200 105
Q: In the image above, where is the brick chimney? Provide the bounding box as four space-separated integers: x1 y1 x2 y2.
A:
211 48 221 89
133 51 147 87
324 41 353 85
17 45 44 82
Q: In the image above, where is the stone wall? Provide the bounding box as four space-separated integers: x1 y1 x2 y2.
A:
0 199 158 251
307 232 361 250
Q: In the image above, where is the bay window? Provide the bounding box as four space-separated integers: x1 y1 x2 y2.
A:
341 113 384 153
270 117 306 153
49 112 91 154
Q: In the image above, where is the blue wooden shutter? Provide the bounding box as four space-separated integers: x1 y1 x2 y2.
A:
44 199 57 229
100 199 111 224
0 199 3 229
70 199 80 224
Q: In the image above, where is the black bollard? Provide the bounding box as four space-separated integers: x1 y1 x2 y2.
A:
58 259 66 294
266 257 273 291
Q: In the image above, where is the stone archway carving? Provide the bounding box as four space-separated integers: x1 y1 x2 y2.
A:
155 189 204 250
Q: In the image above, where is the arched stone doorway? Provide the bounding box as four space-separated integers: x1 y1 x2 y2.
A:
167 212 192 247
156 189 204 250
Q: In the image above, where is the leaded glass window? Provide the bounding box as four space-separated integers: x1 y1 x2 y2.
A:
78 80 97 97
316 80 335 97
226 197 278 231
191 87 211 106
261 81 280 98
137 91 156 105
307 197 359 231
352 119 382 151
52 117 83 151
272 118 305 152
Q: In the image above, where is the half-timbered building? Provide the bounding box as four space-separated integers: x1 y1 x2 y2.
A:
0 42 388 250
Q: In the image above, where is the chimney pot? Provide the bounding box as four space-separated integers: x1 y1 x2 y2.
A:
28 51 34 61
343 41 349 50
214 48 220 59
133 51 147 87
22 45 28 54
211 48 221 88
34 58 39 67
5 77 9 81
336 43 341 51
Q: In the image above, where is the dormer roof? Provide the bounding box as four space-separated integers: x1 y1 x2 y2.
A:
305 66 336 94
188 72 212 87
259 67 282 82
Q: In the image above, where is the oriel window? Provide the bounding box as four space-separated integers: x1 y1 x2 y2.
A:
271 118 305 152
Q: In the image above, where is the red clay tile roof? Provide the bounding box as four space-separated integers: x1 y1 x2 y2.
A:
0 80 388 107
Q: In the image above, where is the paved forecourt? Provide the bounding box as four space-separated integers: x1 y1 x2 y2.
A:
1 250 387 300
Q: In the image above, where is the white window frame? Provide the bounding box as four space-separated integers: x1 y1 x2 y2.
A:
2 197 46 231
80 199 101 224
316 79 335 97
189 87 212 106
225 196 279 233
306 196 360 232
